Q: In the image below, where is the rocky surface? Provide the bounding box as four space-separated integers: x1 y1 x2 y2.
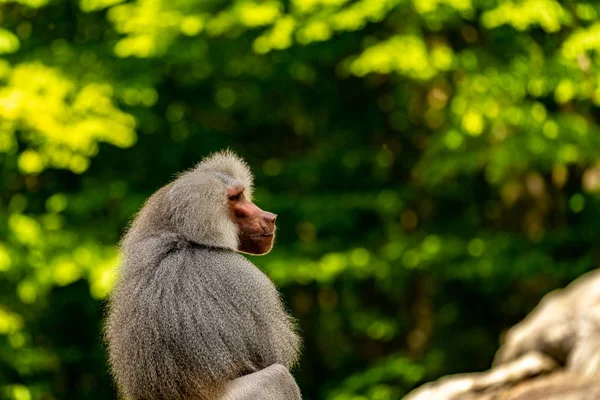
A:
405 270 600 400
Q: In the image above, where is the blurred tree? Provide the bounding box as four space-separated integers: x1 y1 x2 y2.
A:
2 0 600 399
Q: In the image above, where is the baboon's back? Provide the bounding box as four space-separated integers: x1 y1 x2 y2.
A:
106 241 299 400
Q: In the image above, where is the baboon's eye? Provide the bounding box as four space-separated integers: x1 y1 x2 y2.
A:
229 194 240 201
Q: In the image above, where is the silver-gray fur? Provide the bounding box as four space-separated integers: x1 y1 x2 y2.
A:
222 364 302 399
105 151 300 400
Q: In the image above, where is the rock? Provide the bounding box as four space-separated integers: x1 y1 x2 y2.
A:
405 270 600 400
404 352 558 400
494 269 600 375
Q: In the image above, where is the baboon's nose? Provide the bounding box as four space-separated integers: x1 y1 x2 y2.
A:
264 212 277 224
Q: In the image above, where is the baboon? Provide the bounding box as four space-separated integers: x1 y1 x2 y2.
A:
105 151 301 399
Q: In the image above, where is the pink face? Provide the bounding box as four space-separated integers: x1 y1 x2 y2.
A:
227 186 277 255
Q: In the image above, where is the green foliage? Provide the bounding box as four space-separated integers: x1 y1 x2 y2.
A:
2 0 600 398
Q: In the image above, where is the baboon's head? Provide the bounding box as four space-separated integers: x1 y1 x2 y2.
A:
167 150 276 254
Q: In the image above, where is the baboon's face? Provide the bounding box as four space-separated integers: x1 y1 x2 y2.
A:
227 186 276 255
